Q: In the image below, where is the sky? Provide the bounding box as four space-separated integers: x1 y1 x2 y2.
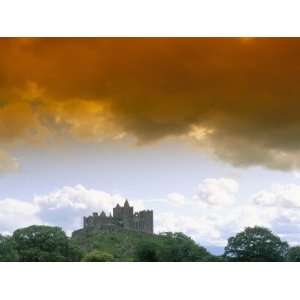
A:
2 38 300 252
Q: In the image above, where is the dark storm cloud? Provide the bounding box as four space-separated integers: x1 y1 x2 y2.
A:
1 38 300 169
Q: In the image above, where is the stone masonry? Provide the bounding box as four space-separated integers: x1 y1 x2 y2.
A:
83 200 154 234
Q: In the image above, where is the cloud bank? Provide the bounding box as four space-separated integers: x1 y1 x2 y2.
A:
2 179 300 247
34 185 125 232
194 178 238 206
2 38 300 169
0 199 41 234
0 185 145 235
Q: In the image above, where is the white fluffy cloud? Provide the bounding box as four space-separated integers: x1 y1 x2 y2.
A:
2 181 300 248
155 205 286 247
0 185 145 235
34 185 146 233
0 199 41 234
252 184 300 208
156 212 224 246
34 185 119 232
194 178 239 207
166 193 186 206
246 183 300 245
157 181 300 246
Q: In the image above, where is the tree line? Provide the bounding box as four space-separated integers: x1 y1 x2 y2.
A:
0 225 300 262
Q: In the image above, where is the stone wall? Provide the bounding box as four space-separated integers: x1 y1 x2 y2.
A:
83 200 154 234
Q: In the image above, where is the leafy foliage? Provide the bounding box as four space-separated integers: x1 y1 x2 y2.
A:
72 229 148 261
0 234 19 262
287 246 300 262
72 229 214 262
156 232 212 262
2 224 295 262
82 250 114 262
224 226 289 262
134 241 160 262
13 225 82 262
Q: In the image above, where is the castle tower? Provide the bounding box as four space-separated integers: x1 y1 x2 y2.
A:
84 199 153 234
132 210 153 234
113 199 133 219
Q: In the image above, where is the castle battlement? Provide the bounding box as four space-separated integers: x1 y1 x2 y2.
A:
83 200 154 234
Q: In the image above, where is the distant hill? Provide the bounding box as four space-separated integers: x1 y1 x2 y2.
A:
71 228 218 262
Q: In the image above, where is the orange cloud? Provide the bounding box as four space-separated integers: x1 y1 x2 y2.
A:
1 38 300 169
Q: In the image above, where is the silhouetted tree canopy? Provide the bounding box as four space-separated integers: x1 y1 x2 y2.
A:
224 226 289 262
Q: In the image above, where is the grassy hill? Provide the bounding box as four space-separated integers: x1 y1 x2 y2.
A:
71 228 216 261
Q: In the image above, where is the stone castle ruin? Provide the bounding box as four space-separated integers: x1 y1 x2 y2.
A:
83 200 153 234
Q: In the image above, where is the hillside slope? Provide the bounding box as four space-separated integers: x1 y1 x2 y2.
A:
71 228 215 261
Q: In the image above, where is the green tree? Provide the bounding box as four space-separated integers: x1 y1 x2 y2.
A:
13 225 82 262
135 241 160 262
82 250 114 262
71 227 215 262
0 234 19 262
158 232 212 262
287 246 300 262
224 226 289 262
